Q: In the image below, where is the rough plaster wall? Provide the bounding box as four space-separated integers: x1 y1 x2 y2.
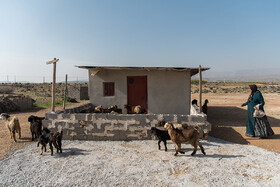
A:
88 69 191 115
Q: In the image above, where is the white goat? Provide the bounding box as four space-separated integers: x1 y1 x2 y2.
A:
0 113 21 142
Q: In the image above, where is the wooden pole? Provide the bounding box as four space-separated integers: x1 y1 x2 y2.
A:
63 74 68 110
51 62 56 112
199 65 202 113
46 58 59 113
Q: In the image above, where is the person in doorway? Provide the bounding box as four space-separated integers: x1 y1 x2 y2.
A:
241 84 274 138
190 99 199 115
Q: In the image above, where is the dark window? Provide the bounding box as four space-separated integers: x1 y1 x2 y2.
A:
104 82 115 96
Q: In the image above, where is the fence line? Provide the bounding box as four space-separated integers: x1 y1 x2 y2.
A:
0 75 88 83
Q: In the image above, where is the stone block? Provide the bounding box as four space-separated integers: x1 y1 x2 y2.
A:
74 126 87 135
73 135 88 141
62 134 74 140
42 120 52 127
62 113 71 119
74 114 87 121
46 113 58 120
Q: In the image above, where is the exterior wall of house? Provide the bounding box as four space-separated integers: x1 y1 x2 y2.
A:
88 69 191 115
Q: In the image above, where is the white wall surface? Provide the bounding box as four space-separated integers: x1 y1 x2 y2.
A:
88 69 191 114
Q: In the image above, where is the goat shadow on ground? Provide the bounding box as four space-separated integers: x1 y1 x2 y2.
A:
53 148 90 158
17 137 33 143
208 106 280 143
175 153 245 159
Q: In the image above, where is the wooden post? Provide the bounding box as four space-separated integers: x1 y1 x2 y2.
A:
199 65 202 113
46 58 59 112
63 74 68 110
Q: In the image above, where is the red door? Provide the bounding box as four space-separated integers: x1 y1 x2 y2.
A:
127 76 148 113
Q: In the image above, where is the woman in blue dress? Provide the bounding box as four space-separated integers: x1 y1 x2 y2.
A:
241 85 274 137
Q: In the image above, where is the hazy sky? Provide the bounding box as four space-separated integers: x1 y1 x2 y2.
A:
1 0 280 82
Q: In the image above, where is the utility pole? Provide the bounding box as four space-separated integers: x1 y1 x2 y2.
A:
63 74 68 110
199 65 202 113
46 58 59 112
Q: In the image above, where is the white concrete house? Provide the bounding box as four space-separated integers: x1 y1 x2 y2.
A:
77 66 209 115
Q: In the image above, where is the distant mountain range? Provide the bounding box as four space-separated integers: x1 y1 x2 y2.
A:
197 68 280 82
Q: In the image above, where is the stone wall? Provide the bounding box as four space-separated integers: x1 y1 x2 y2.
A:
2 95 34 111
43 109 211 141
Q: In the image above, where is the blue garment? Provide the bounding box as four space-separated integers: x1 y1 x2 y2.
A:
242 91 265 136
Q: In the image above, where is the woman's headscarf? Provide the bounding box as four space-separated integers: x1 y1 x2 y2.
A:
248 84 259 101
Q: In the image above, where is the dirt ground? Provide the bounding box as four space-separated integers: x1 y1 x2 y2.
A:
1 92 280 161
0 101 89 160
196 92 280 154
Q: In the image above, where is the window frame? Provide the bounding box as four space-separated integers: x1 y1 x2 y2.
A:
103 82 115 97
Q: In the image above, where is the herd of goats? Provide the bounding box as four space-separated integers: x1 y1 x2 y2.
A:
0 113 62 156
0 99 209 157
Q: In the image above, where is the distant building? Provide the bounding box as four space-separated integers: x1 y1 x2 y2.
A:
77 66 209 115
68 84 89 100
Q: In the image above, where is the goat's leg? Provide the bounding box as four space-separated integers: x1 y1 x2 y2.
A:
53 141 59 152
58 141 62 153
12 131 17 142
175 143 184 156
40 146 44 155
18 128 21 139
199 143 206 155
49 143 54 156
31 132 35 141
10 131 13 139
163 140 167 151
158 140 161 150
191 143 198 156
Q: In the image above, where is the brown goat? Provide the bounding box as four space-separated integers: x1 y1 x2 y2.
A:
124 104 143 114
164 122 206 156
94 105 103 113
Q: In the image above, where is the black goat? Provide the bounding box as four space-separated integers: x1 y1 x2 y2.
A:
28 115 45 141
37 127 63 155
151 127 171 151
202 99 209 115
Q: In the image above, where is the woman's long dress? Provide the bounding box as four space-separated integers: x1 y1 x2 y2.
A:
242 91 274 137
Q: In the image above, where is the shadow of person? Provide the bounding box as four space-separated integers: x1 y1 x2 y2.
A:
207 106 280 143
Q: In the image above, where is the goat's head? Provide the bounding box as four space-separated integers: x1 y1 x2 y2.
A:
192 99 198 105
164 122 172 130
28 115 36 123
0 113 10 120
157 120 166 127
95 105 102 109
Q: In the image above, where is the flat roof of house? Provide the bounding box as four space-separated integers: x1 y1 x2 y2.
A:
76 66 210 76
